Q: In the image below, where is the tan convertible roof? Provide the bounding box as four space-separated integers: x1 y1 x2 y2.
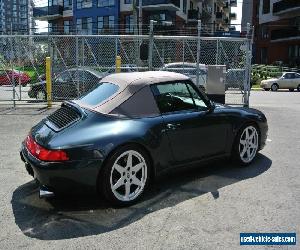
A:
86 71 190 116
101 71 189 87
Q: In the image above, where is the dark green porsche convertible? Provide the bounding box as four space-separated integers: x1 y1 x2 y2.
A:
20 71 268 206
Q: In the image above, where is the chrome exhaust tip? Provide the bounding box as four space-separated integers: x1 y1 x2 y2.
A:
39 186 54 199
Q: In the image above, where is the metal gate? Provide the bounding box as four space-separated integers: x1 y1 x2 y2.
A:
0 29 252 107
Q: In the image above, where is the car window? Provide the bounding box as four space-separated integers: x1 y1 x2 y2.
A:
78 71 99 82
151 82 208 114
296 73 300 78
165 65 181 69
283 73 294 79
56 71 73 83
78 82 119 106
186 84 208 110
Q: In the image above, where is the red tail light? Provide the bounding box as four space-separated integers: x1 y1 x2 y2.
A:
25 135 69 161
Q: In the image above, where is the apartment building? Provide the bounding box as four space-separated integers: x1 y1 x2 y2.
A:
33 0 119 34
0 0 34 34
33 0 236 35
119 0 237 35
252 0 300 66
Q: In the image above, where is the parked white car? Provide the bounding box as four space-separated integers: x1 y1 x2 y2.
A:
160 62 207 91
260 72 300 92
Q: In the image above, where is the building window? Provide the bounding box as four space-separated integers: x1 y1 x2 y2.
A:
183 0 187 13
125 0 132 3
261 47 267 64
77 17 92 34
97 16 115 33
98 0 115 7
149 13 167 24
49 0 58 6
77 0 92 9
260 25 268 39
64 20 72 34
125 14 133 33
190 1 193 10
262 0 270 14
64 0 72 10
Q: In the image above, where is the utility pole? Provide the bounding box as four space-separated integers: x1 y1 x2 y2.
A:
133 0 138 36
139 0 142 35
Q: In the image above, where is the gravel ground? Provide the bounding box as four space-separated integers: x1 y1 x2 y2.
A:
0 91 299 249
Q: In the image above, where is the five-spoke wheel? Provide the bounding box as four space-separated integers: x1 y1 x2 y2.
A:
100 145 150 206
232 125 259 166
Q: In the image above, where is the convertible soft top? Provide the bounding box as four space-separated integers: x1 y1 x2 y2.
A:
77 71 190 118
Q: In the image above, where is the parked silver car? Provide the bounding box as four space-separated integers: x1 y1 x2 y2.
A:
260 72 300 91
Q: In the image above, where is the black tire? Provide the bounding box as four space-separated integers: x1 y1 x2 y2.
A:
271 83 279 91
289 88 294 92
231 124 260 167
100 144 151 206
264 88 270 91
297 85 300 92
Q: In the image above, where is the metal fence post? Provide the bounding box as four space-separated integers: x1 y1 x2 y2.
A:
116 55 121 73
75 34 79 96
46 57 52 108
115 37 118 63
216 38 219 65
17 36 21 101
10 30 16 108
82 37 85 67
148 20 154 71
196 20 201 86
243 23 251 107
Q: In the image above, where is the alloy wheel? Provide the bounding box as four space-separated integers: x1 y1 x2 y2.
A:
239 126 258 164
110 150 147 202
36 90 46 100
271 84 278 91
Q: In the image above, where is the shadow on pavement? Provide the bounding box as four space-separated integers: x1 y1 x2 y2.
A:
12 154 271 240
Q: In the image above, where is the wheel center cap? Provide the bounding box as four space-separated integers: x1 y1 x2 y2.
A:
127 173 130 178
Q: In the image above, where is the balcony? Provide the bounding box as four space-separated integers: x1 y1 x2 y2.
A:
137 0 180 11
273 0 300 15
216 0 226 7
33 5 63 21
187 9 200 21
271 29 300 41
229 12 237 20
230 0 237 7
215 11 224 20
223 2 229 12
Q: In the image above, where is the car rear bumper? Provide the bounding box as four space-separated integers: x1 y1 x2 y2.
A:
20 143 102 195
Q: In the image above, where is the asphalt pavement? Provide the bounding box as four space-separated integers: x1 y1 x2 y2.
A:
0 91 299 249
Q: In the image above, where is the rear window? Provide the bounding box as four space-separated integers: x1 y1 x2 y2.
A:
78 82 119 106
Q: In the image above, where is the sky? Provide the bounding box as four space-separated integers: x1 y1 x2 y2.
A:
231 1 243 31
33 0 243 33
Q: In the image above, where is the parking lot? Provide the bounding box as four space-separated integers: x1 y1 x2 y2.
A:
0 91 299 249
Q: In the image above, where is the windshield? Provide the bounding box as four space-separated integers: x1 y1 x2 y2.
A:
78 82 119 106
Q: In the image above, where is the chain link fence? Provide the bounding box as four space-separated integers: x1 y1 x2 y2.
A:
0 33 252 106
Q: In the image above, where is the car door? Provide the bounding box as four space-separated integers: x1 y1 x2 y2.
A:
295 73 300 88
151 81 230 165
279 73 292 89
53 70 75 99
289 73 298 88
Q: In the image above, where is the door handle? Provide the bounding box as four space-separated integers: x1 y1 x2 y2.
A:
166 123 181 130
